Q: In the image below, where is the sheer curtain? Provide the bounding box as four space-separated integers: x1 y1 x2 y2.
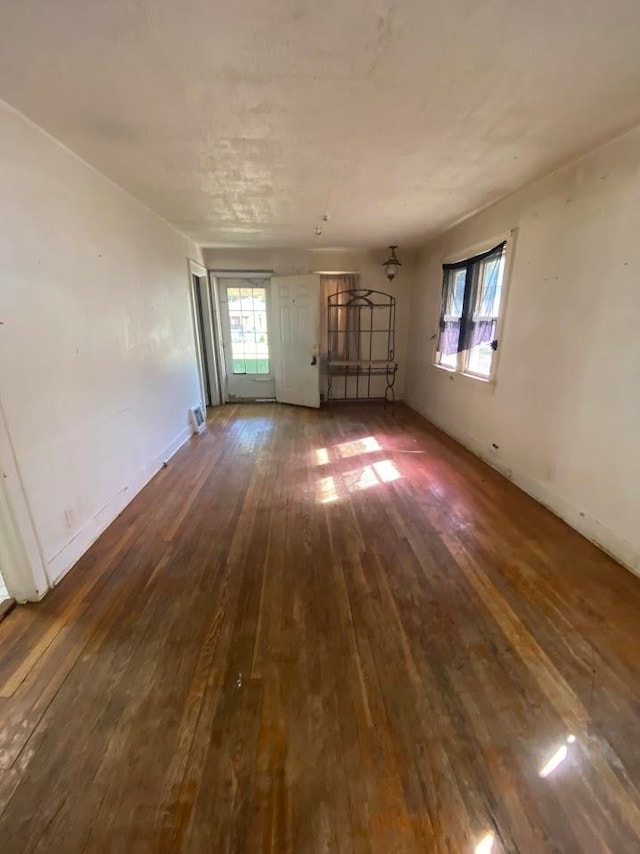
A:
322 274 359 362
438 267 466 356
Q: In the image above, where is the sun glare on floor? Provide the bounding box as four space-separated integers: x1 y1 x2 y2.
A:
539 745 567 778
539 734 577 778
315 459 402 504
315 447 330 466
475 832 494 853
372 459 401 483
314 436 383 466
343 464 379 493
317 475 339 504
335 436 381 458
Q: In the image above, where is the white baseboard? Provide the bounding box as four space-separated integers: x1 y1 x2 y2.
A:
405 400 640 579
45 425 192 587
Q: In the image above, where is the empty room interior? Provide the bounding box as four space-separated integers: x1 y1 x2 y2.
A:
1 1 639 851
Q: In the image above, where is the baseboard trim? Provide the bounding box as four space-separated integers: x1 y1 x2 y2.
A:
404 400 640 579
45 425 193 588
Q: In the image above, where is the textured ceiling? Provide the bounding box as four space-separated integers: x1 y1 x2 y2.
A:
2 0 640 248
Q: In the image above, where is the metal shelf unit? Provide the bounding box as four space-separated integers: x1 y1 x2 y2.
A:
327 289 398 404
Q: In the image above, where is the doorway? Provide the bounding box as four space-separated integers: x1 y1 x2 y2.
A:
189 260 222 409
211 271 322 407
218 276 276 400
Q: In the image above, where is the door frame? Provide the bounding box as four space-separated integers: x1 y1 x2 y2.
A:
188 259 222 409
209 270 274 402
0 398 50 602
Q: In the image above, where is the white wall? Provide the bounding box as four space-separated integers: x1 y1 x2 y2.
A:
405 125 640 576
202 247 414 399
0 101 202 597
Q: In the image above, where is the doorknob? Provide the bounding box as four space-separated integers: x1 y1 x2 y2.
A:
310 355 317 366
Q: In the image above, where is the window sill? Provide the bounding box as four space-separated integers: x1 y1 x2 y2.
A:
432 363 496 394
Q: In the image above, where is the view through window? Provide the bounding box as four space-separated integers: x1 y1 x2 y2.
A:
226 286 270 374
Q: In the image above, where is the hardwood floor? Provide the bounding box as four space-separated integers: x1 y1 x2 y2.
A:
0 403 639 853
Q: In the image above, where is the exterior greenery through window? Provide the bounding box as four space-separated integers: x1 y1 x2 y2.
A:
226 286 270 374
436 241 506 379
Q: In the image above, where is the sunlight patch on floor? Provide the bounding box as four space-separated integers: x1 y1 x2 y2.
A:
314 436 381 466
316 459 402 503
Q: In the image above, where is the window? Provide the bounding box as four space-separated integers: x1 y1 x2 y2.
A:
435 241 507 380
225 285 270 374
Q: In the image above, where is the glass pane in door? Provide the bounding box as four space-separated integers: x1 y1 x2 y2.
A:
225 286 270 374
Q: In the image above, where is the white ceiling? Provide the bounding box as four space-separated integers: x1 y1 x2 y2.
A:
2 1 640 249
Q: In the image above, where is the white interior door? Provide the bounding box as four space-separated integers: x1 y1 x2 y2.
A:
271 274 320 408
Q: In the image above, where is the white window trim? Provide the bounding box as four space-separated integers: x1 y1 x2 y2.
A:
432 227 518 386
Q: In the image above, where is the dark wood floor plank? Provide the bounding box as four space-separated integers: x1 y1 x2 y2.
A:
0 402 638 852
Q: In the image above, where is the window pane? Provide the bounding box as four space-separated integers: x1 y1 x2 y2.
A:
227 285 270 374
439 350 458 369
437 268 466 368
466 341 493 376
450 269 466 315
466 252 505 377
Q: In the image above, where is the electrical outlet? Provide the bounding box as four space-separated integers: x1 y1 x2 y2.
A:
64 507 75 529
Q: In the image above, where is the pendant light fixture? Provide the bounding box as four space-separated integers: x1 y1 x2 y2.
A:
382 245 402 282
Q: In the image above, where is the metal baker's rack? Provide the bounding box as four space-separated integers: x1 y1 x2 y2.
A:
327 289 398 404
